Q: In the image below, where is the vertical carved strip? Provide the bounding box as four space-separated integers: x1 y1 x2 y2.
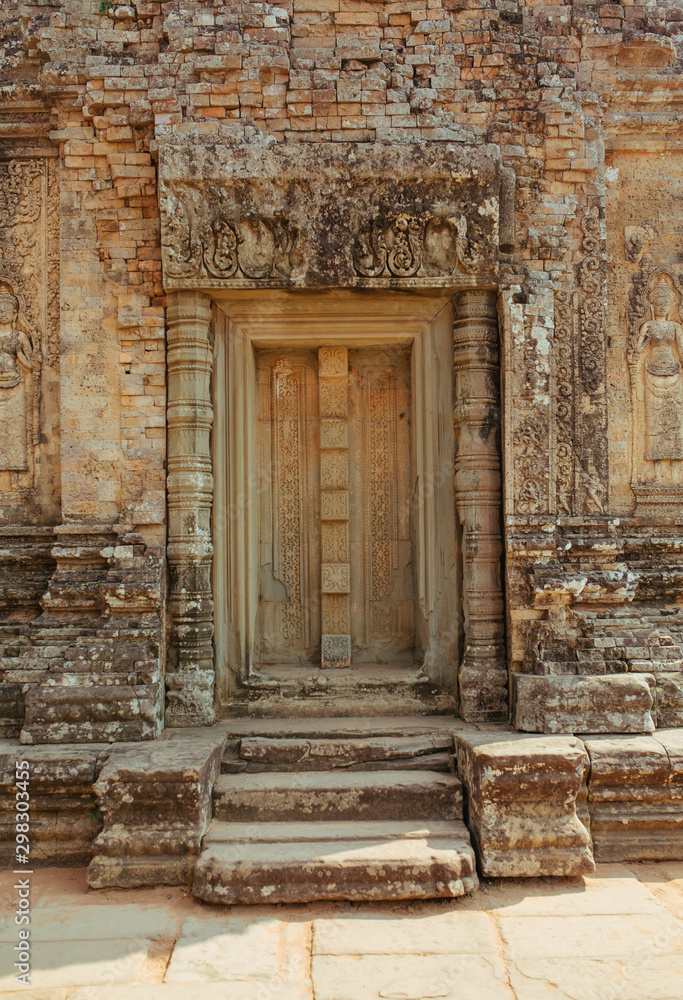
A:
319 346 351 667
165 290 215 725
272 363 305 643
454 289 506 720
362 366 399 640
554 289 577 515
577 208 608 514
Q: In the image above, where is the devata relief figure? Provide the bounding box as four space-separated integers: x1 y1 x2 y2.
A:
636 280 683 470
0 281 33 471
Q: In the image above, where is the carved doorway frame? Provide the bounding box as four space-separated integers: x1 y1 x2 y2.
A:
165 285 506 727
211 290 460 702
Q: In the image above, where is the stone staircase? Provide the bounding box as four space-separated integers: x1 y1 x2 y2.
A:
192 718 478 905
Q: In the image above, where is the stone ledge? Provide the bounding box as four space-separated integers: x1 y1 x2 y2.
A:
0 741 109 865
511 673 656 734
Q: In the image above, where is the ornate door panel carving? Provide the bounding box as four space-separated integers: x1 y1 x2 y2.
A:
256 349 320 665
255 344 414 668
349 348 414 663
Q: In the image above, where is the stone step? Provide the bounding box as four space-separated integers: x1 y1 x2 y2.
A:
224 667 457 718
222 734 454 773
221 715 458 739
212 770 463 822
203 819 460 844
193 820 477 904
222 752 454 774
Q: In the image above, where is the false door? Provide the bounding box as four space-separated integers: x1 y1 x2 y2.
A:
256 344 414 667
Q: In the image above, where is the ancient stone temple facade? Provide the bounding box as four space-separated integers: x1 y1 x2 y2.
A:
1 0 683 893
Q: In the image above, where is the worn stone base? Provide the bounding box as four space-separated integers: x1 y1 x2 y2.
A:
0 742 107 865
4 720 683 892
454 729 595 877
86 728 225 888
586 730 683 861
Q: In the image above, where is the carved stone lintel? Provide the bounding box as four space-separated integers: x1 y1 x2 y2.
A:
454 289 506 721
160 142 501 290
166 290 215 726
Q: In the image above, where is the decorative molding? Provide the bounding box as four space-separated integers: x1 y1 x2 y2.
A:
553 289 576 516
453 289 506 721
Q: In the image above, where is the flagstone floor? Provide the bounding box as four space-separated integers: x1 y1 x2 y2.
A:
1 862 682 999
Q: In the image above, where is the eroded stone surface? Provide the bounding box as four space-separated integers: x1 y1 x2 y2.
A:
87 730 225 887
212 770 463 823
454 730 594 877
586 733 683 861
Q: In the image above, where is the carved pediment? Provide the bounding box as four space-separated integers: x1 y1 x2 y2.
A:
159 142 503 290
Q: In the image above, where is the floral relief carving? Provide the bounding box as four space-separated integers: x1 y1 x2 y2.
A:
321 563 350 594
514 413 548 515
578 212 605 396
553 289 575 515
353 213 486 278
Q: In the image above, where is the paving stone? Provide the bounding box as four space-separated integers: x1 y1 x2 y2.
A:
0 940 148 991
70 986 310 1000
312 911 498 956
311 954 514 1000
0 902 176 942
505 957 683 1000
164 914 308 984
496 913 683 960
485 863 666 916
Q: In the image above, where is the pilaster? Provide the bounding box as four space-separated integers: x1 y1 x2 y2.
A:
166 290 215 726
453 289 507 720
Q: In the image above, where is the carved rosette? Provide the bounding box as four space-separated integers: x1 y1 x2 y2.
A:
165 290 215 726
453 290 506 720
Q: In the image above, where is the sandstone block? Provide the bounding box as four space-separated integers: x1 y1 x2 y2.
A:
0 742 106 864
454 729 594 876
193 826 477 904
87 729 225 887
586 733 683 861
512 673 656 733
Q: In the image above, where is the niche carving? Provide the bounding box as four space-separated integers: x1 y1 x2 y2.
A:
628 264 683 513
0 281 36 473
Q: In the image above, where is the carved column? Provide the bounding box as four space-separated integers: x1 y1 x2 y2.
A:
165 290 215 726
453 289 507 720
